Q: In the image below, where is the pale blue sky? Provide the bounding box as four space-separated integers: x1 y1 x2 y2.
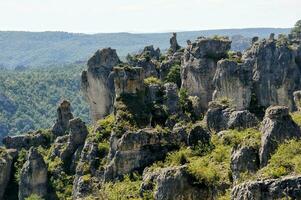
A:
0 0 300 33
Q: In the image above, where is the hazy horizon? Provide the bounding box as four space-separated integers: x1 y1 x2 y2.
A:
0 0 300 33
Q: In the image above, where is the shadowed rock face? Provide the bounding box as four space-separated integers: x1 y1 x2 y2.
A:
0 149 17 200
260 106 301 167
181 37 231 112
52 100 74 137
232 175 301 200
19 148 48 200
205 102 258 133
169 33 181 54
81 48 120 122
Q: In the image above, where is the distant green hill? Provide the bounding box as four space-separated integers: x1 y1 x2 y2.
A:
0 28 290 68
0 64 90 140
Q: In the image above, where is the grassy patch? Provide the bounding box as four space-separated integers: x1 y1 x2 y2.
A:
144 77 161 85
291 112 301 127
259 140 301 178
100 175 143 200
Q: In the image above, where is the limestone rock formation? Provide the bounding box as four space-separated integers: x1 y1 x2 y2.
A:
231 175 301 200
230 146 259 181
260 106 301 167
181 37 231 112
205 102 258 133
3 130 51 150
81 48 120 121
52 100 74 137
244 38 301 111
163 83 181 115
213 59 252 110
187 124 211 147
141 166 213 200
169 33 181 54
104 128 186 181
19 148 48 200
0 148 17 200
113 67 145 97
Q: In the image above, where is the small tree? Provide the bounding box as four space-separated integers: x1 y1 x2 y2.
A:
291 20 301 38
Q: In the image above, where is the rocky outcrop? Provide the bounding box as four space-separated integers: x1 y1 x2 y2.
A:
231 175 301 200
0 148 17 200
19 148 48 200
213 59 252 110
163 83 181 115
293 90 301 111
141 166 213 200
205 102 258 133
244 38 301 111
52 100 74 137
169 33 181 54
113 67 145 97
259 106 301 167
231 146 259 181
50 118 88 174
3 130 51 150
81 48 120 121
181 37 231 112
104 128 186 181
72 138 103 200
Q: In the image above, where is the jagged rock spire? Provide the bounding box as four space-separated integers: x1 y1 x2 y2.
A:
52 100 73 137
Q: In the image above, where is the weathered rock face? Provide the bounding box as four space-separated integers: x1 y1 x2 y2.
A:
181 37 231 112
169 33 181 54
19 148 48 200
59 118 88 162
205 102 258 133
104 128 186 181
3 130 50 150
140 45 161 61
113 67 145 97
259 106 301 167
244 38 301 111
163 83 181 115
52 100 74 137
0 149 17 200
141 166 213 200
293 90 301 111
231 146 259 181
72 138 104 200
231 175 301 200
81 48 120 121
213 59 252 110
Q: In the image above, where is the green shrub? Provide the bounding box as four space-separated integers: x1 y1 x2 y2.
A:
101 175 142 200
259 140 301 178
96 115 115 141
15 149 27 182
164 64 181 88
25 194 44 200
219 128 261 149
291 112 301 127
144 77 161 85
165 148 193 166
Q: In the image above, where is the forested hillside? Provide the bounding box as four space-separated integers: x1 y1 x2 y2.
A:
0 64 90 139
0 28 290 68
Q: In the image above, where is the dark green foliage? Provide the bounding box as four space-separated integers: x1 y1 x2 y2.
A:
164 64 181 88
291 20 301 38
115 93 150 130
0 64 90 138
